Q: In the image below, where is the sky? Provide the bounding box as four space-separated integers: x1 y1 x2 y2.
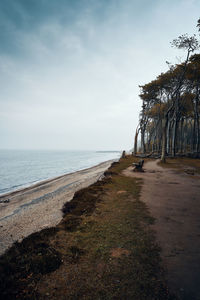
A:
0 0 199 151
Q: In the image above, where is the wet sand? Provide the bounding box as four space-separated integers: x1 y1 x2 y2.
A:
0 160 114 255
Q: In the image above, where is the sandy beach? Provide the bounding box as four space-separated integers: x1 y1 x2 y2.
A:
0 160 114 255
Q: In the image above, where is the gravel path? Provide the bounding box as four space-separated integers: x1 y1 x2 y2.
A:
0 160 113 255
123 160 200 300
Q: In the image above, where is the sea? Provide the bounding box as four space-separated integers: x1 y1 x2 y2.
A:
0 150 121 195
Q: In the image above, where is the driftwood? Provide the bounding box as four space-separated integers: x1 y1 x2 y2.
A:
132 159 144 172
135 152 161 159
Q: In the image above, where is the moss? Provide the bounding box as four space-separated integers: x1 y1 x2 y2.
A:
0 156 176 299
61 215 82 232
0 230 62 299
62 178 109 218
67 246 85 263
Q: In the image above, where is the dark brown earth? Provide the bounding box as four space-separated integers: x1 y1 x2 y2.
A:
123 159 200 300
0 157 173 300
0 160 113 255
1 157 200 299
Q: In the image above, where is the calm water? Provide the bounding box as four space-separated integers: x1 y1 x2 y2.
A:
0 150 120 195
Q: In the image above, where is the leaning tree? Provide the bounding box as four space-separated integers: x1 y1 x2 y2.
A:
135 21 200 161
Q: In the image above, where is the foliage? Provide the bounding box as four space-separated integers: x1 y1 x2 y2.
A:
136 21 200 159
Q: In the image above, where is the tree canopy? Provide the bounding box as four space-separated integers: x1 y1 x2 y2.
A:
135 21 200 160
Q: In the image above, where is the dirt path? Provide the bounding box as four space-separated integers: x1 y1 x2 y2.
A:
123 160 200 300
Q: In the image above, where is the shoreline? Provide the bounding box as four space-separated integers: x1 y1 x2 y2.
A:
0 159 117 199
0 159 116 255
0 156 174 299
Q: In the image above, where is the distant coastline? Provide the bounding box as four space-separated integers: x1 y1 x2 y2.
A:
0 158 116 200
0 150 120 196
96 150 121 153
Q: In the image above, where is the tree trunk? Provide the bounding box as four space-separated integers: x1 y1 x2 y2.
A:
141 129 146 154
134 129 138 155
161 117 168 162
183 119 187 154
189 119 193 153
179 118 184 153
166 120 170 154
196 117 199 153
194 87 200 153
172 117 178 157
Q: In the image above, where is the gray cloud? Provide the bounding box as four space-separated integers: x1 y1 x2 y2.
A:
0 0 200 150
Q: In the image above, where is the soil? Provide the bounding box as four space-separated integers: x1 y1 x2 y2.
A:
0 157 173 300
123 159 200 300
1 157 200 299
0 160 114 255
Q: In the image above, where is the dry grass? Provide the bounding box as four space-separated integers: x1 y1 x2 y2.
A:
0 156 175 299
159 157 200 175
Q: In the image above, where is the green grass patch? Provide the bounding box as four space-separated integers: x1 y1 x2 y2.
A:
0 156 176 299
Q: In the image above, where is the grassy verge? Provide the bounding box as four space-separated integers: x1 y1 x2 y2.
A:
0 156 175 299
159 157 200 175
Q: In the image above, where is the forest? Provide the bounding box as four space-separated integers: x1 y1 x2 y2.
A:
135 19 200 162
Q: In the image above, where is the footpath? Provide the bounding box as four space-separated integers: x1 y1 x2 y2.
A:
0 156 200 299
123 158 200 300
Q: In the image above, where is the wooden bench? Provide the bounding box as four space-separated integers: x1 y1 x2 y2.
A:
132 159 144 172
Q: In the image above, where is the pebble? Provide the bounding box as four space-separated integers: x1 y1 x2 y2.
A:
0 199 10 203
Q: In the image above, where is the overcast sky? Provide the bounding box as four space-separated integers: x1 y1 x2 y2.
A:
0 0 199 151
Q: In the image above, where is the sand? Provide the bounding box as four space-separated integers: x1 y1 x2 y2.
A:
123 160 200 300
0 160 114 255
